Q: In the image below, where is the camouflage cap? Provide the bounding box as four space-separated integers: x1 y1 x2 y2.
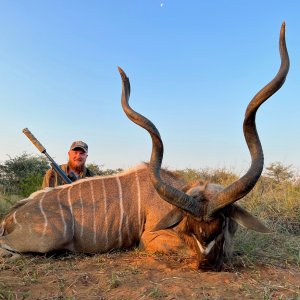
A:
70 141 88 153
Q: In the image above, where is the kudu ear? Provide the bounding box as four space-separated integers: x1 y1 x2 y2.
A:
229 204 272 233
151 208 184 232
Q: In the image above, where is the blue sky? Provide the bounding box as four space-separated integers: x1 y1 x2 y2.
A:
0 1 299 174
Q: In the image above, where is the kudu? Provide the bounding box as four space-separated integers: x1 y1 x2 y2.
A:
0 23 289 270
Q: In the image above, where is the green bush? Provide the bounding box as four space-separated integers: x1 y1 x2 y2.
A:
176 167 238 186
0 152 49 197
87 163 123 176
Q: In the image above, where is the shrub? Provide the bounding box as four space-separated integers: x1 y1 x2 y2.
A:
0 152 49 197
176 167 238 186
87 163 123 176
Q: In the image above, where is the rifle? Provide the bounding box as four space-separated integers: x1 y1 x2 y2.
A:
22 128 72 184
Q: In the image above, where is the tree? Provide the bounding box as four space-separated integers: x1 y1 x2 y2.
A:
87 163 123 176
265 162 294 183
176 167 238 186
0 152 49 197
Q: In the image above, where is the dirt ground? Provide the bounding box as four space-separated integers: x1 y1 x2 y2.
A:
0 250 299 300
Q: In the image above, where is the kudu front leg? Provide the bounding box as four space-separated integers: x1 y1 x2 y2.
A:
140 229 194 256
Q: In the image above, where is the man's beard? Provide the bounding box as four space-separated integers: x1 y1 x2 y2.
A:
68 160 85 173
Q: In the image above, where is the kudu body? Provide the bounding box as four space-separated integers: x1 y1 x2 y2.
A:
0 24 289 270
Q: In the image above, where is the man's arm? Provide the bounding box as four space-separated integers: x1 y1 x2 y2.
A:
42 169 56 188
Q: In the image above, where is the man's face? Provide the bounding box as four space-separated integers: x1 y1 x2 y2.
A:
68 148 88 170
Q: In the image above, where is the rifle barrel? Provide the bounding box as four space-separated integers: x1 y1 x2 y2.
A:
22 128 72 184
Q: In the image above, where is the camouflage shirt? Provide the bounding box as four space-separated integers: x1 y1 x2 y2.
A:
42 163 94 188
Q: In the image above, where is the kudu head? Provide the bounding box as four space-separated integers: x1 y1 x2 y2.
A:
118 23 289 270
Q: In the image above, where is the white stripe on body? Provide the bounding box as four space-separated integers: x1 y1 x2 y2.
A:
135 170 143 237
39 193 48 238
12 211 21 229
101 179 109 249
0 220 5 236
79 184 84 238
89 181 97 245
116 176 124 247
57 189 67 238
67 185 75 237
